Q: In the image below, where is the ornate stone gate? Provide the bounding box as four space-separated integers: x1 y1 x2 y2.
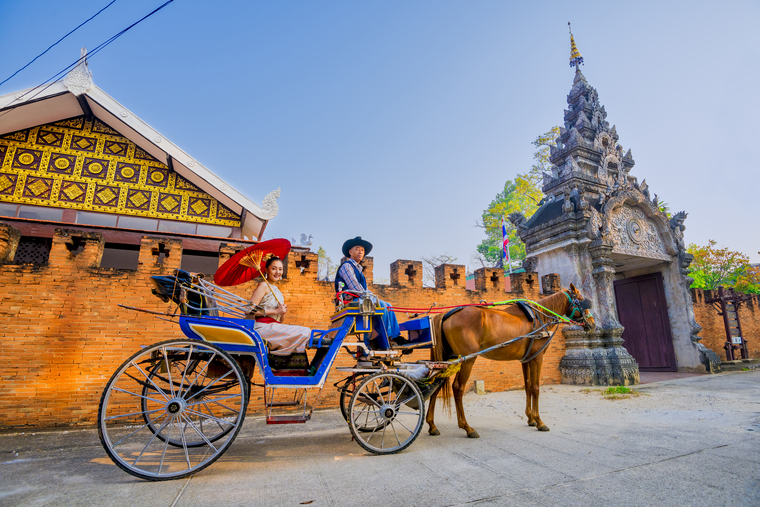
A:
510 61 721 385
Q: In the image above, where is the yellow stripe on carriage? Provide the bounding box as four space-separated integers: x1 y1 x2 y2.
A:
187 324 255 345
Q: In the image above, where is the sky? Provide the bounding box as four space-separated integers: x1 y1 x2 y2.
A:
1 0 758 281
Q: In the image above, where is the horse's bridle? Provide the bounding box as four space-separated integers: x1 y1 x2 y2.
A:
565 291 594 331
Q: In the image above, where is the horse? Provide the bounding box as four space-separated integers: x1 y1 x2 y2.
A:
426 284 595 438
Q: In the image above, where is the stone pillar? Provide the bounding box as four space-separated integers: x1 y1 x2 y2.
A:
559 239 639 385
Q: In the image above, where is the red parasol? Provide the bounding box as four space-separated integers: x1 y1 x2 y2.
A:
214 238 291 287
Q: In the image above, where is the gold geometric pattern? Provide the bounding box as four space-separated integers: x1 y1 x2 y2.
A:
82 157 109 179
60 181 87 203
36 130 64 148
0 115 241 227
103 140 128 157
159 194 180 212
13 149 42 170
53 117 84 130
0 173 16 194
70 135 97 153
92 119 120 135
93 184 119 207
147 167 168 187
188 197 210 217
115 162 140 183
48 153 76 175
23 177 53 200
127 189 150 209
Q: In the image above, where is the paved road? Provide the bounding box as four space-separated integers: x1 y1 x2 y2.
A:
2 371 759 507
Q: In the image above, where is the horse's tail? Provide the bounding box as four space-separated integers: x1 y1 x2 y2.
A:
431 313 452 416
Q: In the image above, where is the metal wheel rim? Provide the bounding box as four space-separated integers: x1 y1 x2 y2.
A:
339 373 387 431
98 339 247 480
348 372 424 454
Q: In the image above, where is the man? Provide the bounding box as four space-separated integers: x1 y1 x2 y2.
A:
334 236 402 345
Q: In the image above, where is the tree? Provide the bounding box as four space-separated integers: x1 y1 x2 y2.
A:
687 240 755 291
421 253 457 288
316 246 337 281
474 127 558 269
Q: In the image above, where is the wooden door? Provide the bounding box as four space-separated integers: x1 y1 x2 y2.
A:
613 272 677 371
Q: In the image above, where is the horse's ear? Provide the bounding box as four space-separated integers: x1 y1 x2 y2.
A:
569 283 578 294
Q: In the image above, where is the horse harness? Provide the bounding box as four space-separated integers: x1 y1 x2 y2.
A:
439 302 559 364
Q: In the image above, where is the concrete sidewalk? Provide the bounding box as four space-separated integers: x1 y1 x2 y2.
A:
2 371 759 507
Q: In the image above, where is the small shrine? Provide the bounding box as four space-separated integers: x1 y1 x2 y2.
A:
510 28 721 384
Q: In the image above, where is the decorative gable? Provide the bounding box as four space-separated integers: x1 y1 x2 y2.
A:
0 116 241 227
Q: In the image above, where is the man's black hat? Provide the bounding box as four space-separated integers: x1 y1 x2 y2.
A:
342 236 373 258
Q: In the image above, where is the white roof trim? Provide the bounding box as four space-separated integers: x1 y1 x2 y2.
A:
0 80 279 224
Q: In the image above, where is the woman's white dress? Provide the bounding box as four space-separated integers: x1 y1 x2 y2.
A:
253 284 311 356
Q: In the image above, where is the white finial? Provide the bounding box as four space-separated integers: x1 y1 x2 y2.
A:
63 47 93 96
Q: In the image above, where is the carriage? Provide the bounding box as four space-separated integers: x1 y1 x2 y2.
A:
98 268 452 481
98 255 593 481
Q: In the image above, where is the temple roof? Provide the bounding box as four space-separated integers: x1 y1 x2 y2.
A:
0 52 278 240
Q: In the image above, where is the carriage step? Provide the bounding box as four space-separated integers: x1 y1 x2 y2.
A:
268 401 301 407
266 413 312 424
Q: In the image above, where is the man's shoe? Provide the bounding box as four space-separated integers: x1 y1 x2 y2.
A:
389 337 408 347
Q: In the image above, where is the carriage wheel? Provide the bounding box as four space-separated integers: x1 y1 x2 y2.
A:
339 373 388 432
98 339 248 481
140 351 246 448
347 372 424 454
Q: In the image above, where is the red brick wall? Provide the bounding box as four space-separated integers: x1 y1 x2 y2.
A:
0 224 566 429
691 288 759 361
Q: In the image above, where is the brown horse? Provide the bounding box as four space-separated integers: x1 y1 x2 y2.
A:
426 284 595 438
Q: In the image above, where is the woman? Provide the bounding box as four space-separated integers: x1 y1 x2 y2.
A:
249 257 311 356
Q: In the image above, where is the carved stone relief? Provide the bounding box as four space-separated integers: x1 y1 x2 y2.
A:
608 206 670 260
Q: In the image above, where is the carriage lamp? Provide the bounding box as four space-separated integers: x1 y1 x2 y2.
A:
359 297 375 329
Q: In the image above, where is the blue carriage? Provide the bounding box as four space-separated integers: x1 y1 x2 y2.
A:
98 270 439 481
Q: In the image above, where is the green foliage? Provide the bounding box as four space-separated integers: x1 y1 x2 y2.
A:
316 246 337 281
475 127 558 268
687 240 757 292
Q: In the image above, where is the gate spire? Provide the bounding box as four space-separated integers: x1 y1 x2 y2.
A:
568 22 584 71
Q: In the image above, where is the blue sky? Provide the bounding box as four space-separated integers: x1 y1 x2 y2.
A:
1 0 758 280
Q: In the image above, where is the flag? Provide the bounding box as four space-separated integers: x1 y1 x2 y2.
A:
502 217 512 274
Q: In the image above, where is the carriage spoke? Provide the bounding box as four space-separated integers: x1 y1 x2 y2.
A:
200 402 229 432
158 416 173 475
391 418 414 434
105 406 165 421
132 361 171 402
186 393 240 408
132 416 171 466
179 416 191 469
392 383 407 405
181 414 219 451
177 345 194 398
389 420 402 447
183 352 217 398
372 380 386 404
185 407 233 428
185 369 235 404
111 412 167 447
162 347 176 398
109 386 167 406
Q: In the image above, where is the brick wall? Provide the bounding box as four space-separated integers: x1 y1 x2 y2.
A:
691 288 759 361
0 223 565 429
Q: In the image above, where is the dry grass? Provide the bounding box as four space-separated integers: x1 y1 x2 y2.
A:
580 386 645 400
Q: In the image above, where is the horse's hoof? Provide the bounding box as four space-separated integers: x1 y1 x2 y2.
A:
467 430 480 439
429 428 440 436
537 425 550 432
528 421 537 427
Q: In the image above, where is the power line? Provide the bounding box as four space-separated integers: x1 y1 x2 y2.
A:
1 0 176 115
0 0 119 88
